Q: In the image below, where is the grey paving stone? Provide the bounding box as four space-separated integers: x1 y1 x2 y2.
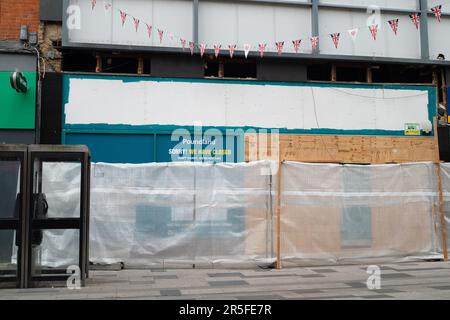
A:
305 295 356 300
208 273 243 278
242 273 298 279
360 294 393 299
291 289 323 294
345 282 367 288
393 268 449 272
310 269 338 273
209 280 249 287
365 288 403 294
236 295 284 300
153 275 178 280
430 286 450 290
129 280 155 285
381 273 415 279
300 274 326 278
160 289 181 296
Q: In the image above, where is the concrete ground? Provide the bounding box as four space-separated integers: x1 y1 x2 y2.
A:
1 261 450 300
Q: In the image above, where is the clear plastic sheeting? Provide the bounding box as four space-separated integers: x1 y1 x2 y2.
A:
281 161 443 266
439 163 450 255
37 160 447 269
88 161 275 268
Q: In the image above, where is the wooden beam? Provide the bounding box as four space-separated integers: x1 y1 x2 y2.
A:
366 66 373 83
137 57 144 75
95 54 102 73
331 64 337 82
434 117 448 261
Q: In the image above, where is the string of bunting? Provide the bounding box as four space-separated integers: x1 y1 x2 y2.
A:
90 0 447 57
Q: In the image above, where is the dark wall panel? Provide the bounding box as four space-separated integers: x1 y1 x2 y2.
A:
257 59 307 82
40 72 62 144
40 0 63 22
439 126 450 162
0 53 36 72
151 54 204 78
0 130 35 144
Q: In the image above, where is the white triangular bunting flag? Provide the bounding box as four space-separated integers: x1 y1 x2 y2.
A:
243 44 251 59
103 2 111 11
348 28 359 41
199 43 207 57
189 42 195 55
181 39 186 50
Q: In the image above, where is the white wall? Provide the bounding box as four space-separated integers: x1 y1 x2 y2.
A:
64 77 430 132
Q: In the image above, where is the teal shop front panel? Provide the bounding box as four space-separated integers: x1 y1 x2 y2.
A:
65 133 155 163
65 132 242 163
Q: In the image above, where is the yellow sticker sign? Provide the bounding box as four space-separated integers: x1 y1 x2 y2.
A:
404 123 421 136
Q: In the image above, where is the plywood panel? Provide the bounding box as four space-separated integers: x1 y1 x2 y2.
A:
245 134 438 164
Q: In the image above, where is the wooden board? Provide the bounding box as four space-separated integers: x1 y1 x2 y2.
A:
245 134 438 164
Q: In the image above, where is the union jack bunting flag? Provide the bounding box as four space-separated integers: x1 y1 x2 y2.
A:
145 24 152 38
275 41 284 55
229 45 237 58
292 39 301 53
91 0 97 10
330 33 340 49
258 43 267 58
431 5 442 22
189 41 195 55
181 39 187 50
133 17 140 32
369 24 378 40
119 10 127 27
214 45 221 58
158 29 164 43
409 13 421 30
311 36 319 50
388 19 399 35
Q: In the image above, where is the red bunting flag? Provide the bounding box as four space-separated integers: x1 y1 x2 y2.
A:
292 39 301 53
189 41 195 55
229 45 237 58
181 39 186 50
145 24 152 38
91 0 97 10
410 13 421 30
158 29 164 43
133 17 140 32
214 44 221 58
388 19 399 35
330 33 340 49
275 41 284 56
258 43 266 58
369 24 378 40
199 43 207 57
431 5 442 22
311 36 319 50
119 10 127 27
243 44 251 59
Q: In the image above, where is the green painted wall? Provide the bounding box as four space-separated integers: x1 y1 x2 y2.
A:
0 72 36 129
